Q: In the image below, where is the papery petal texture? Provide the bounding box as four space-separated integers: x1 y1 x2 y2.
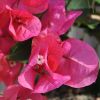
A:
18 35 99 92
18 35 70 93
56 38 99 88
0 51 22 85
49 0 65 7
9 9 41 41
0 0 49 14
22 0 49 14
0 36 15 54
42 0 82 35
3 84 47 100
18 67 70 93
0 6 41 41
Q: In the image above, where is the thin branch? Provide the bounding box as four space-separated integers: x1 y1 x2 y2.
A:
89 14 100 21
66 0 72 8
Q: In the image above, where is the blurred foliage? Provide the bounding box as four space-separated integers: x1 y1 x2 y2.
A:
66 0 94 10
9 39 32 61
95 0 100 4
66 0 100 30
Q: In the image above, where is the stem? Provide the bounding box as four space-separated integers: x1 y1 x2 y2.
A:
66 0 72 8
90 14 100 21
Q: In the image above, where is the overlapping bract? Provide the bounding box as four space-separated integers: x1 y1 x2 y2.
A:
42 0 82 35
0 51 22 86
18 35 70 93
0 85 47 100
0 6 41 41
18 34 98 93
0 0 99 99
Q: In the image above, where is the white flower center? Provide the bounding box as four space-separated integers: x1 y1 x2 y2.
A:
37 55 44 65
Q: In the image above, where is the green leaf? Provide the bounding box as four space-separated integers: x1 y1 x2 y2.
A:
67 0 94 10
95 0 100 3
8 39 32 61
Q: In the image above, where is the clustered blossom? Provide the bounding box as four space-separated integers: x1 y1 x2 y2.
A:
0 0 99 100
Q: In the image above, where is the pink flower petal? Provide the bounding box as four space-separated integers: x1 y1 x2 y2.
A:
0 96 4 100
58 11 82 35
9 9 41 41
0 36 15 54
18 67 70 93
18 68 36 90
3 84 47 100
18 35 70 93
57 38 99 88
0 7 10 29
0 0 17 7
42 0 82 35
0 52 23 86
22 0 49 14
0 0 6 13
49 0 65 7
4 85 19 100
33 72 70 93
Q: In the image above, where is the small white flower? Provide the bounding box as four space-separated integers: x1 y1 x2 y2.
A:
37 55 44 65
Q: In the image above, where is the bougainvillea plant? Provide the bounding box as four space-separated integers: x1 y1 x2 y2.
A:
0 0 99 100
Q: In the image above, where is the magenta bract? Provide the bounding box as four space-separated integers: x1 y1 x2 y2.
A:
0 51 22 86
18 35 70 93
42 0 82 35
18 34 98 93
0 0 99 98
1 85 47 100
